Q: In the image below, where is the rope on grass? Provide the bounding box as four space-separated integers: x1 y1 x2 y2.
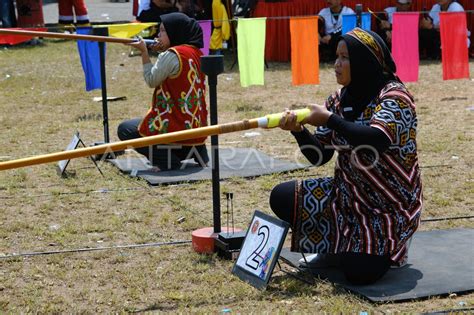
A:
0 178 194 199
1 185 473 223
0 240 191 259
1 220 473 259
0 162 456 200
421 215 474 222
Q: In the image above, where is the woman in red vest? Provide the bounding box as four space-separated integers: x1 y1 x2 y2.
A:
119 12 209 171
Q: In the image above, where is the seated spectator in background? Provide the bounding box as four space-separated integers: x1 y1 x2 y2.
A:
176 0 203 18
210 0 230 55
137 0 178 23
376 0 413 49
419 0 470 59
137 0 203 22
58 0 90 26
0 0 17 28
318 0 355 61
194 0 212 20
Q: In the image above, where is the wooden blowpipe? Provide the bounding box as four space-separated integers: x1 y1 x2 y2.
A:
0 28 155 45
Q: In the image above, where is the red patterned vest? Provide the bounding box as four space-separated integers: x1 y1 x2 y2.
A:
138 45 208 145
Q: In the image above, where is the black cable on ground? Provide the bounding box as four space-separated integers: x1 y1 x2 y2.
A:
422 307 474 315
0 175 192 199
0 164 459 200
421 215 474 222
420 164 452 169
0 187 147 199
0 240 191 259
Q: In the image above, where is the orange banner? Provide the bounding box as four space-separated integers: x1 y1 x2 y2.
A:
290 17 319 86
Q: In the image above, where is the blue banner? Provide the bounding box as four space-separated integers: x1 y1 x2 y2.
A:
342 13 371 34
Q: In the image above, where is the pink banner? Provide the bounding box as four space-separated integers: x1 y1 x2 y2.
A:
392 13 419 82
198 20 212 56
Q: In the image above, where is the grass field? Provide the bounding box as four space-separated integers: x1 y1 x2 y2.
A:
0 40 473 313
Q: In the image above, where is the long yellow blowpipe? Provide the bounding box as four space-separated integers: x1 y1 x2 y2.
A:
0 109 310 171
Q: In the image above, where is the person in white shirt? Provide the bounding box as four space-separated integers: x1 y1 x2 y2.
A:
318 0 355 61
419 0 470 59
136 0 178 22
376 0 413 49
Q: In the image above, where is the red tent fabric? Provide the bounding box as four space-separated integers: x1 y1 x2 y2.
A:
0 28 47 45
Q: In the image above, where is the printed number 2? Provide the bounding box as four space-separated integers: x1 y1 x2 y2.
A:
245 225 269 270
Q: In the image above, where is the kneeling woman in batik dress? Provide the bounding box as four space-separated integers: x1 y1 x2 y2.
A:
270 28 422 284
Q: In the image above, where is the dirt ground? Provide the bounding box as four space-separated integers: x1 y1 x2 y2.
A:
0 40 473 313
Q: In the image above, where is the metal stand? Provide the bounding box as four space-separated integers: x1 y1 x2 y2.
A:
191 56 230 254
93 27 110 144
355 3 363 28
90 27 121 160
216 192 246 260
191 57 245 255
57 132 104 178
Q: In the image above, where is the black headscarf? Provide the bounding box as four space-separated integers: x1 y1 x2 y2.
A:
339 28 400 120
160 12 203 48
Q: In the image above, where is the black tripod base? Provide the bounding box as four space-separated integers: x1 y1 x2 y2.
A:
90 141 124 161
215 230 246 260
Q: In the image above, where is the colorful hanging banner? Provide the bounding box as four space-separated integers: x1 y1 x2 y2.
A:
439 12 469 80
76 27 102 91
198 20 211 56
392 13 419 82
237 18 266 87
94 22 157 39
342 13 371 34
210 0 230 50
0 27 47 45
290 16 319 86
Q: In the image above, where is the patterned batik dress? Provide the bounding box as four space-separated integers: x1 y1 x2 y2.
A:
291 82 423 265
